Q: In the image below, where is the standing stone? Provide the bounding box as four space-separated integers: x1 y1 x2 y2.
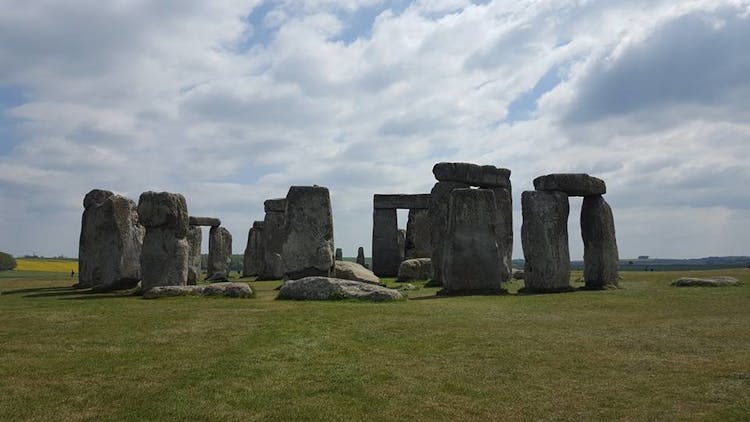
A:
487 186 512 281
405 208 431 260
335 248 343 261
581 195 619 289
521 191 571 293
207 226 232 281
398 229 406 262
356 247 367 267
372 207 400 277
78 190 144 291
429 181 469 284
186 226 202 285
138 191 190 291
441 189 504 293
281 186 335 280
243 221 264 277
258 198 286 280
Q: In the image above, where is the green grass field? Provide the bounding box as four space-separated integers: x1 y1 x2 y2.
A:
0 267 748 421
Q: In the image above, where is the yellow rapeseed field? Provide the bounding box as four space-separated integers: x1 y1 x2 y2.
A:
15 259 78 273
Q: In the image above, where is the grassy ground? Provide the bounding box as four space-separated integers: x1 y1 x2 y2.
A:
0 268 748 421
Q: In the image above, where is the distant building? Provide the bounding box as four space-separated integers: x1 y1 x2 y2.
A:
638 255 650 260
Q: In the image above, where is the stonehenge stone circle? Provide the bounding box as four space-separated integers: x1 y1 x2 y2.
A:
521 191 571 292
207 226 232 281
138 191 190 291
281 186 335 280
186 226 202 285
258 198 285 280
78 189 144 291
242 221 264 277
356 247 367 267
441 189 504 293
533 174 606 197
581 195 619 289
189 216 221 227
335 248 343 261
405 208 431 260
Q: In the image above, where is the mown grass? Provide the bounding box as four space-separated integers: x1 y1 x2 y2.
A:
0 268 748 421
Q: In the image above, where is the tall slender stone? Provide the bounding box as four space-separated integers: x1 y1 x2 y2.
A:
405 208 431 259
398 229 406 262
372 207 400 277
429 181 469 284
487 186 512 281
521 191 571 293
581 195 619 289
281 186 335 280
207 226 232 281
243 221 264 277
138 191 190 290
442 189 503 293
258 198 285 280
335 248 343 261
186 226 202 285
356 247 367 267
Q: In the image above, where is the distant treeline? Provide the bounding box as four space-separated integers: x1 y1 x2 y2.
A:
512 256 750 272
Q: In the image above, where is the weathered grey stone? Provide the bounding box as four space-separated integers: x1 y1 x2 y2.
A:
356 247 367 267
671 277 739 287
442 189 504 293
258 205 285 280
186 226 202 285
489 186 513 281
188 216 221 227
512 270 525 280
207 226 232 281
278 277 403 301
429 181 469 284
373 194 431 209
140 227 190 290
521 191 571 293
334 260 382 285
78 190 144 291
533 174 606 197
405 208 431 260
138 191 189 238
398 229 406 262
264 198 286 212
397 258 432 282
335 248 343 261
242 221 264 277
281 186 335 280
143 282 252 299
372 207 401 277
433 162 511 188
581 195 619 289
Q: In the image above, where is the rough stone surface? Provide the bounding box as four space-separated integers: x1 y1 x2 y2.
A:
398 229 406 262
671 277 739 287
356 247 367 267
405 208 431 260
429 181 470 284
186 226 202 285
442 189 504 293
581 195 619 289
489 186 513 281
533 174 606 197
258 205 285 280
334 260 382 285
143 282 252 299
138 192 189 290
373 194 431 209
433 162 511 188
335 248 343 261
521 191 571 292
242 222 264 277
264 198 286 212
188 216 221 227
372 207 401 277
397 258 432 281
278 277 403 301
512 270 525 280
207 226 232 281
281 186 335 280
78 190 144 291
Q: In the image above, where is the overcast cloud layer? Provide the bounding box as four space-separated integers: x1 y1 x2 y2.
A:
1 0 749 259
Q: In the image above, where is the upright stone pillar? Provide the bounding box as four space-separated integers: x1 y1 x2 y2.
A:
442 189 503 294
281 186 335 280
488 186 512 281
138 191 190 290
207 226 232 281
398 229 406 262
521 191 571 293
356 247 367 267
186 226 202 284
372 207 400 277
581 195 619 289
335 248 343 261
405 208 431 259
429 181 469 284
243 221 264 277
259 198 285 280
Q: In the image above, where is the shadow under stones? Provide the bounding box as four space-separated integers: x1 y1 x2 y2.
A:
2 285 79 296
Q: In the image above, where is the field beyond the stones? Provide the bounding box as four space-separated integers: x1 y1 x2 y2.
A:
1 268 748 421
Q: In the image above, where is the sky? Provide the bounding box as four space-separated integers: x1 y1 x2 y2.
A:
1 0 750 260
